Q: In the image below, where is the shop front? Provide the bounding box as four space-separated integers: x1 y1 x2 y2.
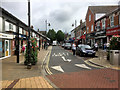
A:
106 27 120 43
86 33 95 47
0 33 14 59
95 30 107 49
80 35 86 44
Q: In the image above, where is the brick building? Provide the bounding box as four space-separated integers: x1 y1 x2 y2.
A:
85 6 118 47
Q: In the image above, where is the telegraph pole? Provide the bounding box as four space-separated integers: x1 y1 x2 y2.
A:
27 0 31 69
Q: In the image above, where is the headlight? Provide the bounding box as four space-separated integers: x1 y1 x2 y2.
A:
83 50 86 53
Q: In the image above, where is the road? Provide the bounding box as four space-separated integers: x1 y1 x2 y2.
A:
47 46 99 74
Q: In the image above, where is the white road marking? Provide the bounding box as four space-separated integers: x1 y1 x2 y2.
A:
52 53 56 56
62 56 67 61
67 59 71 62
51 66 64 72
67 53 69 56
75 64 91 69
62 53 66 56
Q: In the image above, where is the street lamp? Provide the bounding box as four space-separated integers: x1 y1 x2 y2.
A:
27 0 31 69
72 20 77 40
45 20 50 35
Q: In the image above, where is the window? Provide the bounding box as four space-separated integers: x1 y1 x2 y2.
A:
19 27 22 34
102 19 105 29
9 23 13 30
0 17 2 32
87 27 89 33
91 25 93 32
5 21 9 31
89 15 91 21
110 15 114 27
97 21 100 31
13 25 16 32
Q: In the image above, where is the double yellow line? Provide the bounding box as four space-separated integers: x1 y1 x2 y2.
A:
45 47 53 75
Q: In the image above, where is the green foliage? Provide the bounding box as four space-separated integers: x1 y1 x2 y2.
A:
47 29 56 43
24 38 38 65
109 37 120 50
56 30 65 43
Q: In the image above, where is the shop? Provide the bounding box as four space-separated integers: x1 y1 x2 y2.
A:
86 33 95 47
106 27 120 43
95 30 107 49
80 35 86 44
0 33 14 59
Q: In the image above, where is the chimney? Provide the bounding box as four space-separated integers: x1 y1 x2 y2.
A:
80 19 82 25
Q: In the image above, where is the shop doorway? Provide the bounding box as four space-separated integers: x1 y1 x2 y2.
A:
5 40 9 57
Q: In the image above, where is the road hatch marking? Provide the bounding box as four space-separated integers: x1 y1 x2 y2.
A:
75 64 91 69
51 66 64 72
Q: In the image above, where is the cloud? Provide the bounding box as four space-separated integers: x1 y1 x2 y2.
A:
1 0 119 33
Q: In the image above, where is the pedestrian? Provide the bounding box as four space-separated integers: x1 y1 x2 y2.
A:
22 45 25 55
42 42 44 49
94 42 98 51
104 43 107 50
72 42 76 56
106 42 110 50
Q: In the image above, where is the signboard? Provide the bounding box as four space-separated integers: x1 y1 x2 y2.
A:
106 27 120 36
0 33 14 39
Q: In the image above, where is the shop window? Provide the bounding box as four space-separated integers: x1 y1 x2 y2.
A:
110 15 114 27
89 15 91 21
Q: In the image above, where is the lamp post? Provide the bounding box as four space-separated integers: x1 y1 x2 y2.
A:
72 20 77 40
45 20 50 35
27 0 31 69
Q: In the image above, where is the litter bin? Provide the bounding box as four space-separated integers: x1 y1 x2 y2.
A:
110 50 120 65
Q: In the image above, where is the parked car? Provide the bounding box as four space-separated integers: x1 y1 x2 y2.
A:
62 43 65 48
76 44 96 57
64 43 71 49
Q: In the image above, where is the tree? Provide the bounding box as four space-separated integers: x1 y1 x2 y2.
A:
47 29 56 43
56 30 65 43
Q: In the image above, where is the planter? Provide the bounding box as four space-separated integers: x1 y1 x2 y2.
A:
109 50 120 65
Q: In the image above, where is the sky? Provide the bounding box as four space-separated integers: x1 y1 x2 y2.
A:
1 0 119 34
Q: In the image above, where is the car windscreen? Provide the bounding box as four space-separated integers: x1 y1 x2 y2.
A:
65 43 71 46
82 45 91 49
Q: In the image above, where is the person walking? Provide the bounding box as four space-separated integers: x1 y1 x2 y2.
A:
72 42 76 56
22 45 25 55
94 42 98 51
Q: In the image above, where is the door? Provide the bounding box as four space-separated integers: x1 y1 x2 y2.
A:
5 40 9 56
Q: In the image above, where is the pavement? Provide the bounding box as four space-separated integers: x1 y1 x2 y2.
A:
1 46 55 89
85 49 120 70
1 46 120 89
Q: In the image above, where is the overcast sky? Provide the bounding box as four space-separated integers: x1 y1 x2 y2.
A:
1 0 119 33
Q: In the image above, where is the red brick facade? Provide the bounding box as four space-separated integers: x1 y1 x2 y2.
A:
86 8 95 34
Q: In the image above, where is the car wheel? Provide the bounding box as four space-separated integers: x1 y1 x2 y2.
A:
80 52 83 57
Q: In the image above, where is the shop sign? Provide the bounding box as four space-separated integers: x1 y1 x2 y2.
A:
106 27 120 36
95 30 105 36
0 33 14 39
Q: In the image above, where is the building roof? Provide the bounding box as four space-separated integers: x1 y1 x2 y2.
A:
89 5 118 14
95 7 120 23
